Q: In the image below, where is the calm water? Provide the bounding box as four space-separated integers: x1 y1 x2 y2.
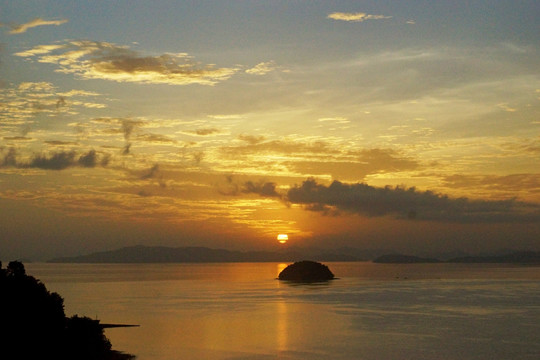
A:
27 262 540 360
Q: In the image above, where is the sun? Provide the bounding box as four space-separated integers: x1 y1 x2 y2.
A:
277 234 288 244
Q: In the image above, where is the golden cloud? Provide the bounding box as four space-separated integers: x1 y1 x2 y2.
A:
0 82 107 130
16 40 238 86
245 61 277 75
327 12 392 22
6 18 68 34
179 128 222 137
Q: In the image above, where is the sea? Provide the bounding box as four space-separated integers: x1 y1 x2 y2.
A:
26 262 540 360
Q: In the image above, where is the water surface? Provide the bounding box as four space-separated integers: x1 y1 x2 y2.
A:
27 262 540 360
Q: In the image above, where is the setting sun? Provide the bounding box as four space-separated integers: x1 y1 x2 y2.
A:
277 234 288 244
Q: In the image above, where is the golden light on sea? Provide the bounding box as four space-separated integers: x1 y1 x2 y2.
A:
277 234 288 244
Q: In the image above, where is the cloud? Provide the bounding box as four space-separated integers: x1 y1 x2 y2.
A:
15 40 238 86
0 148 107 170
136 133 177 144
238 134 266 145
441 173 540 195
1 148 17 167
217 174 239 196
245 61 277 75
327 12 392 22
5 18 68 34
56 89 100 97
141 164 161 180
44 140 79 146
112 118 142 141
180 128 222 136
3 136 33 141
222 140 419 180
216 176 280 198
122 143 132 155
222 139 337 156
0 81 107 128
285 179 540 223
318 117 350 124
242 181 281 198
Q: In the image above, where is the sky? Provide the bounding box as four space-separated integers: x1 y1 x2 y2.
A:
1 1 539 260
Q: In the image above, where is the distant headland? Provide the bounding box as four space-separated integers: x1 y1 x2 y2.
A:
373 251 540 264
48 245 540 264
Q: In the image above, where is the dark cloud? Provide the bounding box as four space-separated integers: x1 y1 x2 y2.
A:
216 176 281 198
0 148 107 170
56 96 66 109
121 119 141 141
141 164 161 180
217 175 239 196
77 150 98 168
3 136 32 141
122 143 131 155
44 140 79 146
286 179 540 223
29 151 77 170
1 148 17 167
242 181 281 198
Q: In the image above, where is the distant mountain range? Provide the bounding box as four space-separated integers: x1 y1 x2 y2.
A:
48 245 371 263
48 246 540 264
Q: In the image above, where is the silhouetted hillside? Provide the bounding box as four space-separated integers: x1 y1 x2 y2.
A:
0 261 134 360
48 246 540 264
373 254 442 264
373 251 540 264
48 245 368 263
448 251 540 263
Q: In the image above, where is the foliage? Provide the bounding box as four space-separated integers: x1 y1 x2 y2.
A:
0 261 134 359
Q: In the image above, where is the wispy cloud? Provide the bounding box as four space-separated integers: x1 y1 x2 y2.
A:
0 81 106 131
4 18 68 34
245 61 277 75
15 40 238 86
179 128 223 137
327 12 392 22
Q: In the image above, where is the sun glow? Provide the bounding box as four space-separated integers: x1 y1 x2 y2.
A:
277 234 288 244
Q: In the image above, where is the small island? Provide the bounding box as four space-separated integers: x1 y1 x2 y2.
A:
278 260 335 282
0 260 135 360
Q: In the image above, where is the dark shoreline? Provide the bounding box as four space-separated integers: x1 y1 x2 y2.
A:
47 245 540 264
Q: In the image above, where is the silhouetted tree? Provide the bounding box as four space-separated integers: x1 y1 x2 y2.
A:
0 261 134 359
65 316 112 360
7 260 26 276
